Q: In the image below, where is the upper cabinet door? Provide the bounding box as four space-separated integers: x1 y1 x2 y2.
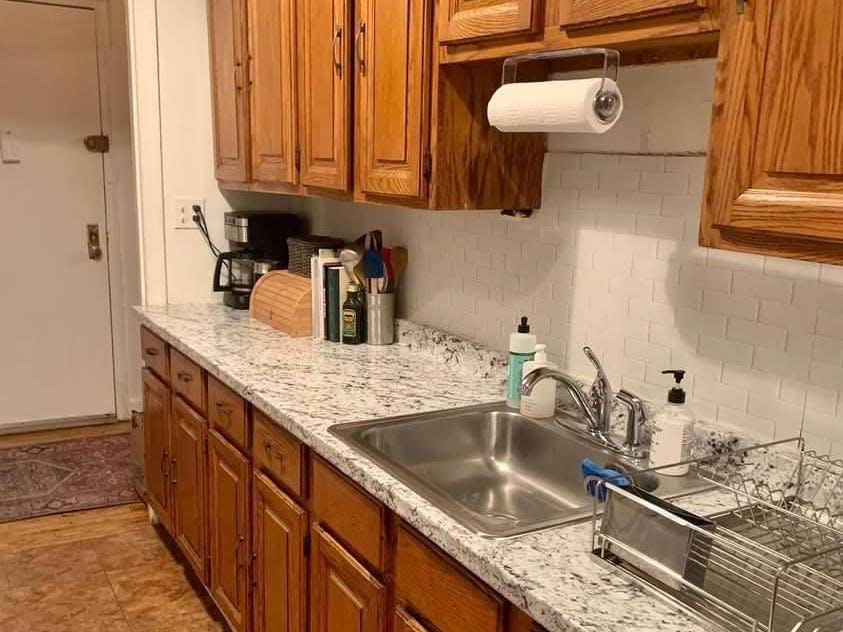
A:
299 0 351 191
700 0 843 263
248 0 298 185
208 0 251 182
561 0 706 29
438 0 539 44
355 0 431 199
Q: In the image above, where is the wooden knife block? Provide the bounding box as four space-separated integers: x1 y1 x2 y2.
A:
249 270 312 337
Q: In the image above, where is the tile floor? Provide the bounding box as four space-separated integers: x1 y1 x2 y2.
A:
0 503 227 631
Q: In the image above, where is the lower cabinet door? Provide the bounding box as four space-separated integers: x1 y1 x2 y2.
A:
310 524 386 632
394 606 431 632
171 395 208 580
143 369 172 531
252 471 307 632
209 429 251 631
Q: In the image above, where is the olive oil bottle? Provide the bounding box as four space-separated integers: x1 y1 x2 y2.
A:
342 284 364 344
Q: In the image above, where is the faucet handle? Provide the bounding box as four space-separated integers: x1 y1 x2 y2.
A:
616 389 648 459
582 346 606 377
582 346 612 412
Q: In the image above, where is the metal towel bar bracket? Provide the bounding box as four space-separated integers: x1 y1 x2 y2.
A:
500 47 622 124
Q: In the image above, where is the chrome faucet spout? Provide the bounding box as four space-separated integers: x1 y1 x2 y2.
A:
520 366 602 434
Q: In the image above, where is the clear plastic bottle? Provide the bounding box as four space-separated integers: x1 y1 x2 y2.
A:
520 344 556 419
649 369 695 476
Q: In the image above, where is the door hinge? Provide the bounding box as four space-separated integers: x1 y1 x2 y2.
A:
203 437 209 455
303 533 311 557
736 0 748 13
422 152 432 181
84 135 110 153
294 147 301 171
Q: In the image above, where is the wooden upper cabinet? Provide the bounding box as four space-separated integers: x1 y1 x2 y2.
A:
252 472 307 632
248 0 298 185
299 0 351 191
171 396 209 582
700 0 843 263
209 0 251 182
438 0 539 44
209 430 251 631
354 0 432 200
310 524 386 632
561 0 706 29
143 369 172 531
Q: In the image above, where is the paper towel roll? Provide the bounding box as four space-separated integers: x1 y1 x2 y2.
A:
487 78 623 134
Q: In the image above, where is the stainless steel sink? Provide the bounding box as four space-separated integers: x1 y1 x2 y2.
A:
330 403 709 538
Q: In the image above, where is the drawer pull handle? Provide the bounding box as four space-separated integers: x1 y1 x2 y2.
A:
170 456 177 485
145 347 160 357
176 371 193 383
215 403 232 416
263 440 285 462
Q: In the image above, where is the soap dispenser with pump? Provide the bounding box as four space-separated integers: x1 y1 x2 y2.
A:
649 369 695 476
506 316 536 409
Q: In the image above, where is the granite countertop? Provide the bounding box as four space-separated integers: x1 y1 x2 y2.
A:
136 303 713 632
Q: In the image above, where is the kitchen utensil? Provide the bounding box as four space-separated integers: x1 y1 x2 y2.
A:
249 270 312 337
366 293 395 345
339 245 365 289
381 248 393 292
390 246 408 291
362 249 385 294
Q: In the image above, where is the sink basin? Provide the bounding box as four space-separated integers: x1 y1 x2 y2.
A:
330 403 709 538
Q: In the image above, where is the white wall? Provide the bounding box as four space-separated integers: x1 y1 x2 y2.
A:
307 61 843 455
128 0 311 306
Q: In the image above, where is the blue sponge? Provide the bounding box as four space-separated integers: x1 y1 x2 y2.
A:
581 458 631 501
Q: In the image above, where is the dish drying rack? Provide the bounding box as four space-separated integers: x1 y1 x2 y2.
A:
591 438 843 632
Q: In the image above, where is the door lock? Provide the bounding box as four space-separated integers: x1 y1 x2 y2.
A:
87 224 103 261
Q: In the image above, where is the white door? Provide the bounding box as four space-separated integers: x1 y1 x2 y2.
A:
0 1 116 428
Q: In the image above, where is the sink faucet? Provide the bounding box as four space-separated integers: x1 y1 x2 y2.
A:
520 346 647 457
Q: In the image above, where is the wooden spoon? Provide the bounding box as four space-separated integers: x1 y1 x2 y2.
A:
390 246 408 292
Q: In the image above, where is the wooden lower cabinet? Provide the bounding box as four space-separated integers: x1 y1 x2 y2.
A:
209 429 252 631
171 395 209 581
394 606 431 632
142 369 172 531
252 471 307 632
310 523 386 632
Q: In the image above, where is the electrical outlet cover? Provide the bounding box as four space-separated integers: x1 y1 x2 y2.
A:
172 197 203 230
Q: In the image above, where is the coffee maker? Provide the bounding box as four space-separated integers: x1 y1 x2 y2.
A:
213 211 300 309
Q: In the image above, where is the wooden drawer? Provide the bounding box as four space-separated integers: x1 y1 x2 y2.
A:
395 525 505 632
141 327 169 382
252 409 304 499
207 375 248 453
311 456 387 572
170 348 206 414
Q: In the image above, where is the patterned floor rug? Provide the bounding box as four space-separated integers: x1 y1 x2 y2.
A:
0 432 139 522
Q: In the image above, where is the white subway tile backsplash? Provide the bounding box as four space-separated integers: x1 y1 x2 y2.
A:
310 150 843 449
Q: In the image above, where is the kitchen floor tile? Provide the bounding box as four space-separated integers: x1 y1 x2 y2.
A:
2 540 102 585
93 526 181 573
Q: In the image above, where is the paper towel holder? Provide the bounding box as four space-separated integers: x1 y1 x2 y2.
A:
500 47 621 125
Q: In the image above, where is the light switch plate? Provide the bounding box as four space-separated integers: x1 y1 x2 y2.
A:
172 197 203 230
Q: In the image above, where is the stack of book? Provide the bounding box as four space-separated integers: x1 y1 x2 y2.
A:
310 249 352 343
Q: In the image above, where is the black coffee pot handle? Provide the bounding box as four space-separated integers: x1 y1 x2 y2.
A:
213 252 235 292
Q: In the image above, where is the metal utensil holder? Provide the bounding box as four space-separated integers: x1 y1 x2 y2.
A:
500 47 622 124
592 438 843 632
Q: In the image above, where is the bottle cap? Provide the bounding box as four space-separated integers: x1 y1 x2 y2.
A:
347 284 360 293
661 369 686 404
517 316 530 333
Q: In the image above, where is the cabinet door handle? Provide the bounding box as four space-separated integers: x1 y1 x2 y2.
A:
176 371 193 383
736 0 748 13
355 22 366 73
160 450 169 475
263 440 285 462
332 25 343 73
145 347 160 357
234 61 243 91
215 402 232 416
235 535 246 568
170 456 177 485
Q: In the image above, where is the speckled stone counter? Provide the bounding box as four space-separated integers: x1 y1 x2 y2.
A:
136 303 713 632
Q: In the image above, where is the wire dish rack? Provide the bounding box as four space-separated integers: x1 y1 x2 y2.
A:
591 438 843 632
